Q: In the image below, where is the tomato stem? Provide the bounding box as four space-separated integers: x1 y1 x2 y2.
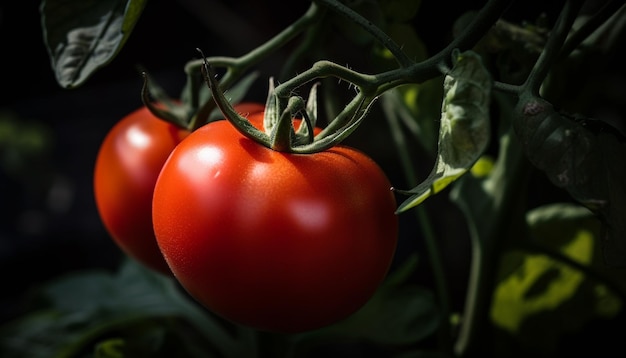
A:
182 3 325 129
194 0 515 154
269 96 304 151
296 108 315 145
200 56 270 146
522 0 584 96
315 0 414 68
140 73 189 130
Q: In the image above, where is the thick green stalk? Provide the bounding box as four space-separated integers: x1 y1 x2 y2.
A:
559 0 625 60
265 0 512 153
315 0 414 68
186 2 325 130
523 0 584 95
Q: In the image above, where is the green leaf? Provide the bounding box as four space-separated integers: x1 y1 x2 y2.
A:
0 259 256 358
396 50 492 213
40 0 148 88
490 203 623 355
513 97 626 266
526 203 626 298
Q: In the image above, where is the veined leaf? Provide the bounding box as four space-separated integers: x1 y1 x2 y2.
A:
490 203 623 355
396 49 492 213
513 97 626 266
40 0 148 88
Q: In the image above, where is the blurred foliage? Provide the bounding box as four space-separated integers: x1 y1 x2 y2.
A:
0 110 54 183
491 203 624 356
0 254 439 358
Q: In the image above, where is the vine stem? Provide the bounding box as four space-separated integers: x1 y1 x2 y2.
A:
314 0 414 68
276 0 514 96
449 6 591 343
558 0 626 60
266 0 512 151
184 2 325 129
523 0 585 96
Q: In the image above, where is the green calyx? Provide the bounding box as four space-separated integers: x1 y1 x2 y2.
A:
199 53 370 154
140 72 194 131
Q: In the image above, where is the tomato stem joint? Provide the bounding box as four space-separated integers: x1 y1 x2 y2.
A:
199 50 333 154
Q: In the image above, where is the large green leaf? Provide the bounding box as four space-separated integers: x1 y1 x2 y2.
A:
490 203 623 355
40 0 147 88
513 96 626 267
0 259 256 358
396 50 492 212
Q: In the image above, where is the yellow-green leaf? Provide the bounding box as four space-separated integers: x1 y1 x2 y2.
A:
396 50 492 213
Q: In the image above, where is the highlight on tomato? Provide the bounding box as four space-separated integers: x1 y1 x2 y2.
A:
152 111 399 332
93 103 265 274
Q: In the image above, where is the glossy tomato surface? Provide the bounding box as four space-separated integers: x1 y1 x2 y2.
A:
152 113 398 332
94 103 264 274
94 106 190 274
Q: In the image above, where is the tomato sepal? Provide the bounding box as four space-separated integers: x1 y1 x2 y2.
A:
200 52 353 155
139 72 191 130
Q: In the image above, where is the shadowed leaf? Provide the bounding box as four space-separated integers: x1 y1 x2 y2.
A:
513 97 626 267
396 50 492 212
41 0 147 88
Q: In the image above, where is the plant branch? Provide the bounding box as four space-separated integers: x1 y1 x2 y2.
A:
275 0 513 106
559 0 626 60
416 0 514 74
314 0 414 68
260 0 510 153
523 0 585 95
184 2 324 129
493 81 523 96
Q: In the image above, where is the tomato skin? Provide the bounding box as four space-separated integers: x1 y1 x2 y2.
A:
94 103 265 274
152 113 398 332
93 106 189 274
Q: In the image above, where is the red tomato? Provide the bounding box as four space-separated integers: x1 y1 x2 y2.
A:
152 112 398 332
94 103 265 274
93 106 190 274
